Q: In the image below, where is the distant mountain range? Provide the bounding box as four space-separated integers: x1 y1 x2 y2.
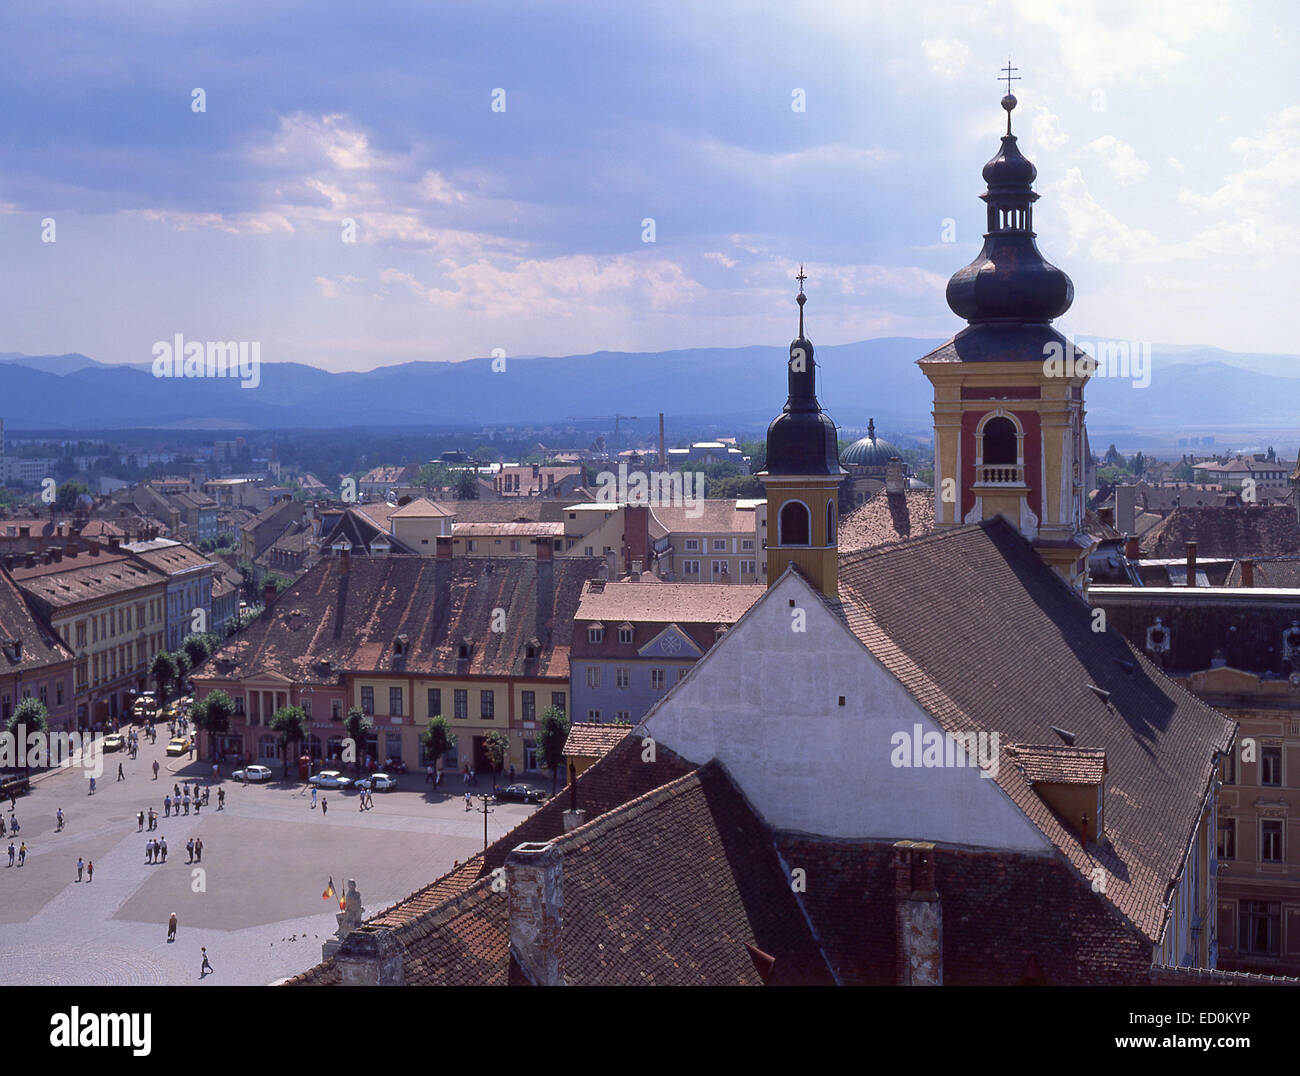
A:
0 340 1296 436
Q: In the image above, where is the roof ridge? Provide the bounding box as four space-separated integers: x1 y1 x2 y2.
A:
553 760 715 852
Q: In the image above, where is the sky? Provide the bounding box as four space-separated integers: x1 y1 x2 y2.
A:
0 0 1296 372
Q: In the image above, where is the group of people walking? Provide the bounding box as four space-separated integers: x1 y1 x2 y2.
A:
162 782 208 818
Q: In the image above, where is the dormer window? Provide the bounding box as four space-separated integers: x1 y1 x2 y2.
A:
588 625 605 644
618 624 634 645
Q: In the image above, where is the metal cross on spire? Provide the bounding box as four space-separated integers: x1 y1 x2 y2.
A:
1000 59 1020 95
796 264 807 294
795 264 808 338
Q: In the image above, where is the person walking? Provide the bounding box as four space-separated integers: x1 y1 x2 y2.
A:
174 783 180 799
152 759 159 780
217 788 225 810
183 794 190 815
86 860 93 883
464 791 472 811
159 837 167 862
77 857 84 882
509 764 515 784
148 808 156 831
320 796 327 816
358 791 365 812
167 912 177 942
5 843 13 867
426 764 433 785
88 777 95 796
311 787 317 809
194 837 203 863
17 842 26 867
186 838 194 863
211 763 219 781
117 762 124 782
200 947 212 977
57 808 65 832
0 815 6 838
145 841 153 864
164 795 171 818
137 810 144 832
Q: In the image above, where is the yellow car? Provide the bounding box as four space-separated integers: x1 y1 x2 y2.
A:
165 737 191 757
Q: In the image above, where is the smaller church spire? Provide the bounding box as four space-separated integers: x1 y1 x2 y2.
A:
1000 59 1020 136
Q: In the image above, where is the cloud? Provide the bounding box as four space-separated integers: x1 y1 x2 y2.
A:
1051 167 1160 261
1030 105 1069 152
703 251 738 268
921 38 971 79
1080 136 1150 184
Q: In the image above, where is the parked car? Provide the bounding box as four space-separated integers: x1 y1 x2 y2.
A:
494 783 547 804
102 733 125 752
232 765 273 783
165 737 191 757
356 772 398 792
308 770 351 789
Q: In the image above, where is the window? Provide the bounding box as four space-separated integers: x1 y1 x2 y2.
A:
685 539 700 551
551 692 566 714
616 710 630 722
428 688 441 717
76 622 86 647
678 668 688 681
651 668 666 690
982 416 1017 465
778 501 810 545
585 667 601 689
480 690 494 720
510 540 521 552
522 691 536 721
741 539 754 551
467 540 477 552
588 626 604 643
826 501 836 544
712 561 729 577
1239 901 1280 956
741 560 756 575
587 709 601 720
454 689 468 719
618 626 634 645
1261 746 1282 786
1217 818 1235 860
1223 749 1236 785
361 687 374 715
330 700 341 719
39 684 47 705
616 668 630 689
1261 819 1283 863
712 539 727 552
55 681 63 706
683 560 700 575
389 687 403 716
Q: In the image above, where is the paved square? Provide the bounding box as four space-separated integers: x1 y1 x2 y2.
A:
0 734 542 985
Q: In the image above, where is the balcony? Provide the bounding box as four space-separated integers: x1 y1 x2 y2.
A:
974 464 1025 486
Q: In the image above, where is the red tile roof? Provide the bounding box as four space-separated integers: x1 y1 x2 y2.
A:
1008 744 1108 784
574 581 763 624
839 489 934 553
1142 505 1300 559
562 722 631 760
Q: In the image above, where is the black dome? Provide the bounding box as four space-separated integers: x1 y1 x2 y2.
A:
762 324 844 477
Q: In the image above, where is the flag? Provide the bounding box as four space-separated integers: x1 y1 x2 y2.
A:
322 877 334 900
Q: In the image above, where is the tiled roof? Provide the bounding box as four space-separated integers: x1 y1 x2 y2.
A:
0 570 73 670
439 501 570 524
650 501 761 535
11 552 166 608
1084 510 1122 543
205 554 603 682
124 542 215 576
563 722 631 760
833 518 1235 945
838 489 934 553
1142 505 1300 559
573 581 763 624
452 522 563 537
1008 744 1108 784
1225 556 1300 588
388 498 453 519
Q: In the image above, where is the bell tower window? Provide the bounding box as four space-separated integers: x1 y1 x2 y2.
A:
778 501 810 546
826 500 836 545
982 416 1018 465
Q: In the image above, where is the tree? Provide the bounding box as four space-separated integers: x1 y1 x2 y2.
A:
8 697 49 775
173 651 192 699
344 706 373 775
454 470 479 500
181 633 212 670
191 690 235 761
150 651 178 717
536 706 570 793
482 730 510 780
1103 443 1126 469
1130 451 1146 478
54 480 91 512
422 716 456 773
270 705 308 779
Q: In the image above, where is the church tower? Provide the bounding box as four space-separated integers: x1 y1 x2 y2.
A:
919 75 1095 593
759 272 847 597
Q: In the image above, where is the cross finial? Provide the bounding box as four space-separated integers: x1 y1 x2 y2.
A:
1000 59 1020 95
796 264 807 294
794 265 807 337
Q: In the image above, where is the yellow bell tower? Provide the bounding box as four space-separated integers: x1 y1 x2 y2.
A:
758 271 847 598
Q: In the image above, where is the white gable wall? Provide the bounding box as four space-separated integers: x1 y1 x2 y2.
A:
642 571 1050 851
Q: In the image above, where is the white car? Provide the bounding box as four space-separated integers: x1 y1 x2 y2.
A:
356 772 398 792
232 765 273 783
308 770 351 789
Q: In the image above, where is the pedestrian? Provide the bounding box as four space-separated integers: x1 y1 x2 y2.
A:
167 912 177 942
137 810 144 832
17 842 26 866
86 860 93 882
358 791 365 812
186 838 194 863
217 788 225 810
117 762 124 782
10 792 16 812
200 946 212 977
56 808 64 832
311 787 317 809
152 760 159 780
183 783 189 799
194 837 202 863
211 763 218 781
10 817 18 835
0 816 5 837
194 795 200 816
174 783 180 799
164 795 171 817
148 809 156 831
77 857 84 882
464 791 472 811
160 837 167 862
509 764 515 783
88 777 95 795
5 843 12 866
145 841 153 864
321 797 327 816
183 794 190 815
426 764 433 784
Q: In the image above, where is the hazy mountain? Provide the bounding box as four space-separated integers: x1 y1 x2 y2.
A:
0 341 1295 434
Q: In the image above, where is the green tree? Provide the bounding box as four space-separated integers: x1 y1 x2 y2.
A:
344 706 373 775
8 697 49 775
270 704 308 779
1130 451 1146 478
454 470 479 500
54 480 91 512
191 690 235 761
173 651 192 698
181 633 211 670
536 705 570 793
150 651 178 717
482 730 510 779
422 715 456 773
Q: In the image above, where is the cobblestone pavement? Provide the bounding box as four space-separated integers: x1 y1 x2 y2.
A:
0 733 543 985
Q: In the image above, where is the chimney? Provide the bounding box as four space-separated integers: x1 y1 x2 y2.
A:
263 580 276 607
1240 558 1254 588
42 549 52 566
24 553 35 569
605 550 617 581
339 547 350 576
435 535 453 562
658 413 666 467
1185 541 1198 587
51 546 62 563
893 840 942 986
507 841 564 986
334 925 405 986
18 526 29 539
108 535 121 552
536 539 555 642
1124 536 1140 560
1115 485 1136 537
621 505 650 577
885 456 905 494
89 543 99 557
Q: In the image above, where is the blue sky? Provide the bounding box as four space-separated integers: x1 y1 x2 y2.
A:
1 0 1296 371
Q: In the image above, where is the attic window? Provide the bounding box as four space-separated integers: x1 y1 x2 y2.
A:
588 625 605 644
526 644 536 660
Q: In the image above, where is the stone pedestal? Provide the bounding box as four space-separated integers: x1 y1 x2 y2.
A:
323 878 364 961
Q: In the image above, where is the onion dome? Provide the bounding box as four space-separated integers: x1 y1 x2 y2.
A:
762 273 845 477
945 91 1074 326
841 418 901 468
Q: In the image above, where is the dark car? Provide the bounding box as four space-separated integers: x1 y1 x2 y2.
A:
494 783 547 804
